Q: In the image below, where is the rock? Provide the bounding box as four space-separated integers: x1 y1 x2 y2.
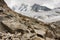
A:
50 22 60 38
2 17 27 32
31 24 44 29
32 4 51 12
46 30 55 38
32 36 45 40
46 37 55 40
53 21 60 29
56 33 60 38
21 33 36 40
50 24 56 29
34 29 46 37
12 38 20 40
0 7 3 12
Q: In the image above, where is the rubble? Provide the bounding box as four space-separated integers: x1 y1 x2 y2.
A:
46 37 55 40
34 29 46 37
2 17 27 31
32 36 45 40
0 0 59 40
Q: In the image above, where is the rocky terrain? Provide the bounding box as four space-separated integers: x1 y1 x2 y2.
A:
0 0 60 40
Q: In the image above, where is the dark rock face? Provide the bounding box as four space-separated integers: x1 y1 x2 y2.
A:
32 4 51 12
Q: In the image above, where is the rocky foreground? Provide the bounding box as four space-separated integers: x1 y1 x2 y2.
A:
0 0 60 40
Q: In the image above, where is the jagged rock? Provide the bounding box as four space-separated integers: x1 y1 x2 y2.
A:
50 22 60 38
21 33 36 40
31 24 46 29
0 7 3 12
12 38 20 40
32 4 51 12
46 30 56 38
32 36 45 40
46 37 55 40
53 21 60 27
50 24 56 29
34 29 46 37
2 17 27 32
56 33 60 38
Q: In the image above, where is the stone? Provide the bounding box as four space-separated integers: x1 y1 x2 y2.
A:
21 33 36 40
31 24 42 29
53 21 60 28
32 36 45 40
32 4 51 12
2 17 27 31
46 37 55 40
50 24 56 29
56 33 60 38
12 38 20 40
46 30 55 38
34 29 46 37
50 22 60 38
0 7 3 12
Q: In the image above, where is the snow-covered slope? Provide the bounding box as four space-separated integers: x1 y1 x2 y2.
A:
4 0 60 23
